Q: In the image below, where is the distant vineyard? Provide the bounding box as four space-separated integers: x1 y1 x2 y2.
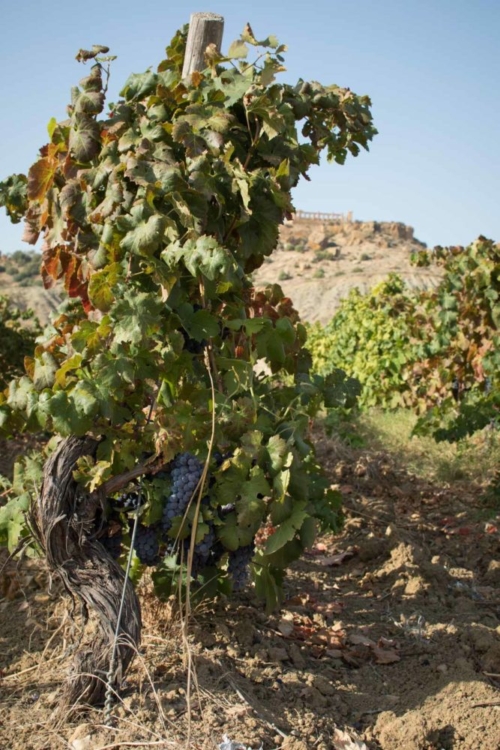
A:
307 238 500 441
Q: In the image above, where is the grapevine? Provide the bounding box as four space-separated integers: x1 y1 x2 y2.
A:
0 20 374 707
307 239 500 441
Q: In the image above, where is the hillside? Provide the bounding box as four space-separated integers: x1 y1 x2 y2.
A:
253 215 442 324
0 217 440 326
0 251 61 324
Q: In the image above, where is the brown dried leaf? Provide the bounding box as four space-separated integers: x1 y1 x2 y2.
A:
349 633 376 648
277 618 294 637
332 727 369 750
326 648 343 659
378 636 398 649
372 645 400 664
312 600 344 618
316 549 355 566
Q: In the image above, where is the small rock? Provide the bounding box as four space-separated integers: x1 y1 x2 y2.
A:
268 646 289 662
301 685 329 708
404 577 428 596
454 657 473 672
233 621 255 648
470 625 496 653
358 539 387 562
436 663 448 674
482 643 500 674
252 647 269 662
311 674 335 696
216 622 231 640
485 560 500 585
288 642 306 669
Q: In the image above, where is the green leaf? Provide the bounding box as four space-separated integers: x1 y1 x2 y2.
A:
120 214 167 256
112 292 163 345
267 435 289 474
0 494 30 551
217 512 254 550
178 304 220 342
253 561 283 612
264 501 307 555
237 466 270 526
47 117 58 139
88 263 123 311
217 357 253 394
33 352 58 390
44 391 91 435
120 70 158 101
69 114 101 162
163 236 237 282
227 40 248 59
8 377 36 412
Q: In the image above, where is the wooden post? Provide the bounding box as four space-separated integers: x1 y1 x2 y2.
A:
182 12 225 78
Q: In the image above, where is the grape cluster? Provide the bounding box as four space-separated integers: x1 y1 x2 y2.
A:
193 525 216 568
133 524 159 566
160 453 203 533
228 545 255 591
101 528 123 560
113 490 144 512
213 451 233 467
181 331 207 355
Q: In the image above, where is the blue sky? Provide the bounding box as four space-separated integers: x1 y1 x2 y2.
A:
0 0 498 251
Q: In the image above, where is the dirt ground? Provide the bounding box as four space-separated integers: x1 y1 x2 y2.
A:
1 430 500 750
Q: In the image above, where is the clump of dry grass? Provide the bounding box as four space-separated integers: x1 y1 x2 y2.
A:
353 408 500 487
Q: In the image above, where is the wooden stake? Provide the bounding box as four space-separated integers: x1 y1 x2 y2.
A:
182 12 224 78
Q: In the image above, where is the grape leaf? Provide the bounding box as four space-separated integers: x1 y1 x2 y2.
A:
264 501 307 555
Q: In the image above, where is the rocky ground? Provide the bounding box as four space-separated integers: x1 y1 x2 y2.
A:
1 428 499 750
253 218 442 324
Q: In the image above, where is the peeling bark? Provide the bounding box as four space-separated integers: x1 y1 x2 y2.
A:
29 435 141 712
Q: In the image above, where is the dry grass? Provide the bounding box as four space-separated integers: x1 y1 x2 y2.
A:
354 408 500 486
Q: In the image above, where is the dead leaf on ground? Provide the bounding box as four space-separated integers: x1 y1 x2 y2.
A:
372 645 400 664
332 726 369 749
348 633 376 648
312 599 344 618
315 549 356 566
277 618 294 637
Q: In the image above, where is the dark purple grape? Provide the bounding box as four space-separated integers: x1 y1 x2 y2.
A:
160 453 203 535
101 529 123 560
228 545 255 591
133 524 159 566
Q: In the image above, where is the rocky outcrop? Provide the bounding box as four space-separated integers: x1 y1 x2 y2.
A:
253 218 440 325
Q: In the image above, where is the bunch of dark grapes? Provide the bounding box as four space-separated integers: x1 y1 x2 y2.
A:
213 451 233 467
101 529 123 560
181 330 207 355
133 524 159 566
160 453 203 534
113 490 144 512
192 525 216 568
228 544 255 591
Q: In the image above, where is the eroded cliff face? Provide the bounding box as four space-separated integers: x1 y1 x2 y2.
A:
252 218 440 324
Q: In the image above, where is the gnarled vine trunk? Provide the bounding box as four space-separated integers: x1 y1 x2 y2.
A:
29 436 141 712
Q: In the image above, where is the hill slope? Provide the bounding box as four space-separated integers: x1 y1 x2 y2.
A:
0 251 61 324
253 217 441 324
1 218 440 326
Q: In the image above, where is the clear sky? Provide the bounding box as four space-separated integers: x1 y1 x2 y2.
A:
0 0 498 251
